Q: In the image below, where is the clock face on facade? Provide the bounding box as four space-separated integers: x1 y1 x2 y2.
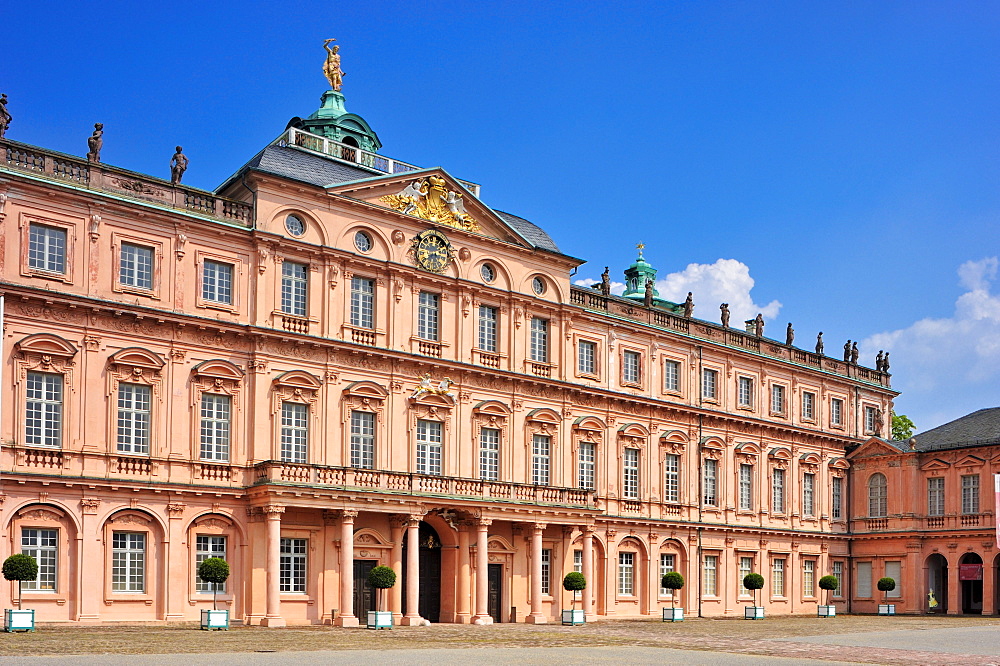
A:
413 230 453 273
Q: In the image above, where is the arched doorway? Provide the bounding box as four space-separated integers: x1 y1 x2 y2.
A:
926 554 948 613
402 521 442 622
960 552 984 614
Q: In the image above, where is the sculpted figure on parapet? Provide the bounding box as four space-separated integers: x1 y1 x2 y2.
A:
0 94 11 138
323 39 345 91
815 332 824 355
719 303 730 328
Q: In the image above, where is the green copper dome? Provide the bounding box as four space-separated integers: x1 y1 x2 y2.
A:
622 245 659 300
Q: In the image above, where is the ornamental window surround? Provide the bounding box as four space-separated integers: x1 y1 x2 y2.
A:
701 367 718 401
102 510 160 601
472 400 511 482
734 443 760 513
618 423 648 501
529 317 549 363
572 416 604 491
12 505 73 598
771 384 787 415
107 347 165 458
113 235 162 297
659 430 687 505
927 476 945 516
868 473 888 517
801 391 816 421
190 360 244 464
281 260 308 317
663 358 682 394
526 409 560 486
478 304 499 353
350 276 375 329
962 474 980 514
14 334 79 451
830 397 845 427
577 338 598 377
21 528 58 592
417 291 440 341
738 376 755 409
408 384 454 476
270 370 321 465
622 349 642 386
22 217 74 283
188 514 238 600
197 252 241 310
342 381 389 470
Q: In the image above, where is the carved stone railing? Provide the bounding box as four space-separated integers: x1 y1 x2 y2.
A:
253 462 595 507
477 351 501 369
926 516 945 528
960 514 981 527
280 315 310 334
865 518 889 530
417 340 442 358
2 139 253 226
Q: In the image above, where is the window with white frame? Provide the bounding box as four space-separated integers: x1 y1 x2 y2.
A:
868 473 887 517
479 427 500 481
26 372 63 447
771 385 786 414
962 474 980 514
478 305 498 352
739 556 753 595
831 398 844 426
578 441 595 489
738 376 754 408
199 393 231 462
832 561 844 597
279 537 307 593
856 561 872 597
28 223 66 273
574 549 583 573
832 476 843 519
416 419 443 475
350 277 375 329
541 548 551 595
117 383 151 455
417 292 440 341
703 555 718 596
803 560 815 597
618 552 635 595
771 558 785 596
664 454 680 503
530 318 548 363
884 561 901 598
532 434 550 485
280 402 308 463
21 528 57 591
111 532 145 593
927 477 944 516
350 410 375 469
802 473 815 517
703 458 718 506
739 463 753 511
623 448 640 499
864 405 878 434
119 243 153 290
623 350 641 384
281 261 308 316
802 392 816 420
663 359 680 392
772 467 785 513
202 259 233 305
578 340 596 375
660 553 676 596
195 535 227 593
701 368 718 400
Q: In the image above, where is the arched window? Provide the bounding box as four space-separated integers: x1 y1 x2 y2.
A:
868 473 887 517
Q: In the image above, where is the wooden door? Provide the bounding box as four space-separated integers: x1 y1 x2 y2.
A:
353 559 378 618
488 563 503 623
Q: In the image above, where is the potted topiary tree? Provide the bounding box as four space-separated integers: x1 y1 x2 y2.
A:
198 557 231 630
661 572 685 622
3 553 38 632
561 572 586 625
817 575 838 617
743 573 765 619
367 565 396 629
877 577 896 615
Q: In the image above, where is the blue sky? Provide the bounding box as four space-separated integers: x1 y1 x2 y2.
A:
5 1 999 432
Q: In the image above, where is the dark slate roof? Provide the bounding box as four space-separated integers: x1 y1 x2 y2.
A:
902 407 1000 452
493 210 560 253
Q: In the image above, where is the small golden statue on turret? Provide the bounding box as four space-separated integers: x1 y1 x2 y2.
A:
323 38 345 91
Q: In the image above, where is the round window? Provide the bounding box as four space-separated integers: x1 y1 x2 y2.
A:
532 276 546 295
285 214 305 237
480 263 496 283
354 230 373 253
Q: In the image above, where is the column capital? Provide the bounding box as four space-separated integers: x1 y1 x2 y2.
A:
530 522 547 533
341 509 359 520
477 518 493 528
262 505 285 518
405 514 423 528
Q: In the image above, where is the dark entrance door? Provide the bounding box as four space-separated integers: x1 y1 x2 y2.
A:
402 521 442 622
353 559 378 619
960 554 984 614
488 563 503 623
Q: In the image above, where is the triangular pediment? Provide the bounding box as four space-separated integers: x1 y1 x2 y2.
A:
847 437 903 459
326 169 532 248
920 458 950 471
955 454 985 468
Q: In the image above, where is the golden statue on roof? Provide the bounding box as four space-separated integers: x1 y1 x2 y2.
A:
323 39 345 91
380 176 480 231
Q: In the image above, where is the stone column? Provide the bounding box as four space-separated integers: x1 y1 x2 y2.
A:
526 523 547 623
947 554 960 614
400 516 423 625
164 502 187 621
982 558 995 615
474 518 492 623
336 509 359 627
582 527 594 620
456 523 472 623
389 516 405 622
261 505 286 627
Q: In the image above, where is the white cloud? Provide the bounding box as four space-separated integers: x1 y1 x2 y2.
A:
655 259 782 326
573 277 625 296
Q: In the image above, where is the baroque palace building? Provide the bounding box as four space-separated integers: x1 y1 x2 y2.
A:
0 57 993 626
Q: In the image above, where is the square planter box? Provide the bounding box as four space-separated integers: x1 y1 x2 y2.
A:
200 609 229 630
745 606 765 620
561 609 585 625
878 604 896 616
662 607 685 622
817 605 836 617
367 610 393 629
5 609 35 632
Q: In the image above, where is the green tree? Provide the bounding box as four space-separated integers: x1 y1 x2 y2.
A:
367 566 396 612
743 573 765 607
891 412 915 440
661 572 684 609
3 554 39 610
877 577 896 603
563 572 586 611
197 557 230 611
818 575 839 607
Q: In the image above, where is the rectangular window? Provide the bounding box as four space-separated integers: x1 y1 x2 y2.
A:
663 360 680 392
623 448 640 499
350 410 375 469
802 392 816 420
111 532 145 593
530 318 548 363
664 454 680 503
21 528 57 592
416 419 443 475
281 261 308 316
772 558 785 597
578 441 595 490
479 427 500 481
865 406 877 434
701 368 718 400
618 552 634 595
574 550 583 574
119 243 153 290
884 561 901 598
478 305 498 352
803 473 816 517
25 372 62 447
962 474 980 514
578 340 596 375
28 223 66 273
832 561 844 597
739 464 753 511
280 402 308 464
771 385 786 414
832 476 843 520
350 277 375 329
202 260 233 305
532 434 550 485
660 553 676 595
703 555 718 596
199 394 231 462
541 548 551 595
195 535 227 593
831 398 844 426
279 537 307 593
738 376 754 408
856 561 872 597
703 458 718 506
803 560 815 597
117 383 151 455
927 477 945 516
739 556 753 595
417 292 440 341
623 350 641 384
772 468 785 513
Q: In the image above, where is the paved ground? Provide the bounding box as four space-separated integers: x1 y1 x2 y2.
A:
784 624 1000 657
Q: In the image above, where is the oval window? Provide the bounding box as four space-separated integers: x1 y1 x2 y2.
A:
481 263 496 283
532 276 546 295
354 230 373 253
285 214 305 237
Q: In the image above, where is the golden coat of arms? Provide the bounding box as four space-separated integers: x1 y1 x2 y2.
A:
379 175 480 231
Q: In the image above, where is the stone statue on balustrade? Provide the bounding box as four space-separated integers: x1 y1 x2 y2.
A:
785 323 794 346
720 303 730 328
850 341 859 365
883 352 890 374
753 313 764 337
644 279 653 308
600 267 611 296
170 146 189 184
843 340 851 362
0 94 11 139
815 332 824 355
87 123 104 163
683 292 694 318
875 351 884 372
